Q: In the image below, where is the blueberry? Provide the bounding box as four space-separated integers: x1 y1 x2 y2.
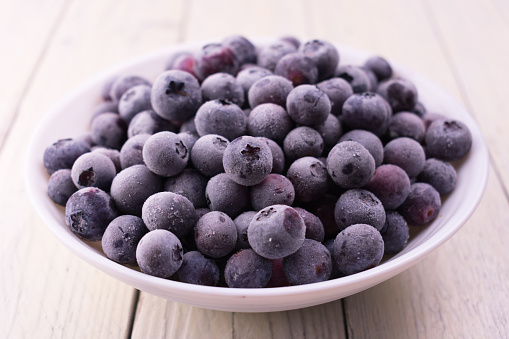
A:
274 53 319 86
247 103 294 144
398 182 441 225
363 56 393 81
91 112 127 150
110 75 151 102
194 100 247 140
286 84 330 126
110 164 163 216
279 36 300 49
205 173 250 218
236 66 272 103
142 131 189 177
287 157 329 203
43 138 91 175
71 152 117 191
383 137 425 178
339 130 384 167
223 136 273 186
381 211 409 254
257 41 296 72
422 112 447 129
195 211 237 258
177 251 220 286
294 207 325 242
65 187 119 241
47 169 78 206
341 92 392 136
316 78 354 116
248 205 306 259
424 119 472 161
136 229 183 278
334 189 386 231
201 72 245 107
377 78 418 112
222 35 257 66
361 66 379 92
326 141 375 189
283 239 332 285
333 224 384 275
119 133 149 169
91 147 121 173
283 126 324 162
412 101 427 117
190 134 229 177
196 43 239 79
101 76 118 102
91 101 118 121
248 75 294 108
224 249 272 288
178 130 199 153
250 173 295 210
335 65 371 93
150 70 202 121
179 118 198 135
127 109 176 138
166 52 201 80
267 258 290 287
388 111 426 142
299 39 340 81
164 168 208 208
261 138 285 174
101 215 148 265
233 211 257 250
118 84 152 123
313 113 343 152
305 195 341 240
365 164 411 210
417 158 457 196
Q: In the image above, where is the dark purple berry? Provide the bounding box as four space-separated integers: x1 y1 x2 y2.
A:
195 211 237 258
91 112 127 150
118 84 152 123
257 41 296 72
142 131 189 177
334 189 386 231
222 35 257 65
177 251 220 286
283 126 324 162
101 215 148 265
194 99 247 140
71 152 117 191
398 182 441 226
365 164 411 210
388 111 426 142
299 39 339 80
425 119 472 161
47 169 78 206
274 53 319 86
201 72 245 107
43 138 91 175
377 78 418 112
233 211 256 250
316 78 353 116
205 173 250 218
250 173 295 210
286 84 330 126
287 157 329 203
339 130 384 167
341 92 392 136
383 137 425 178
247 103 294 144
127 110 176 138
363 56 393 81
164 168 208 208
196 43 239 79
335 65 371 93
224 249 272 288
248 75 294 108
417 158 457 196
110 75 151 102
294 207 325 242
327 141 375 189
190 134 229 177
283 239 332 285
136 229 183 278
119 133 149 169
381 211 409 254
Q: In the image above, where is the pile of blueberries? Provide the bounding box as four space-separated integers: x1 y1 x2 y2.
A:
43 35 472 288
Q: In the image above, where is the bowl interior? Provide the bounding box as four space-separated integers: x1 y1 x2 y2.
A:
25 38 489 312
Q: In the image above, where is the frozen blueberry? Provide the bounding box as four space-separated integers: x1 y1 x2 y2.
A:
299 39 339 81
205 173 250 218
425 119 472 161
248 75 294 108
224 249 272 288
274 52 319 86
316 78 353 116
190 134 229 177
136 229 183 278
412 101 427 117
323 239 342 279
381 211 409 254
91 101 118 121
233 211 257 250
142 191 196 238
365 164 411 210
286 84 330 126
335 65 371 93
177 251 220 286
377 78 418 112
119 133 149 169
250 173 295 210
287 157 329 203
261 138 285 174
127 110 176 138
101 76 118 102
422 112 447 129
71 152 117 191
222 35 257 66
151 70 202 121
388 111 426 142
166 52 201 80
194 99 247 140
417 158 457 196
327 141 375 189
361 66 378 92
283 239 332 285
47 169 78 206
341 92 392 136
305 195 340 240
333 224 384 275
196 43 239 79
363 56 393 81
383 137 425 178
179 118 198 135
267 258 290 287
91 147 121 173
164 168 208 208
236 66 272 103
195 211 237 258
65 187 119 241
279 36 300 49
313 113 343 151
101 215 148 265
399 183 441 226
223 136 273 186
142 131 189 177
334 189 386 231
248 205 306 259
247 103 294 145
257 41 296 72
118 84 152 123
44 138 91 176
294 207 325 242
283 126 324 162
339 130 384 167
110 75 151 102
201 72 245 107
110 164 163 216
91 112 127 150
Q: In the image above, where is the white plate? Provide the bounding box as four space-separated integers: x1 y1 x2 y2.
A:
25 38 489 312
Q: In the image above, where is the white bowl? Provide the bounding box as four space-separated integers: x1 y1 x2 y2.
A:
25 38 489 313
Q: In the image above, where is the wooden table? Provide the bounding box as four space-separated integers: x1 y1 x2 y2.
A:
2 0 509 337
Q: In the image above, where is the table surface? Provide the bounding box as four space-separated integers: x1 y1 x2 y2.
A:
2 0 509 338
